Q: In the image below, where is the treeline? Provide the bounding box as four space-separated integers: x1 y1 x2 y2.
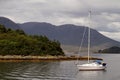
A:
0 24 64 56
98 46 120 53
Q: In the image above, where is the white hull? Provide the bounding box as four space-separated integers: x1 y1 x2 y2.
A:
77 63 106 71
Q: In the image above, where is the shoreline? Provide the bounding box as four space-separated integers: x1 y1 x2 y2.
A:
0 55 102 62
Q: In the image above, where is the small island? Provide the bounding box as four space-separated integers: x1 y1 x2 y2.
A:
0 24 102 61
98 46 120 53
0 24 64 55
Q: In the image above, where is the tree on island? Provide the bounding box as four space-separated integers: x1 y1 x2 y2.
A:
0 24 64 56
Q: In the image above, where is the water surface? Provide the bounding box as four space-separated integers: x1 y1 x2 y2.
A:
0 54 120 80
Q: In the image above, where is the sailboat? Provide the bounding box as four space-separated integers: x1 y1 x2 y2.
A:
77 11 106 71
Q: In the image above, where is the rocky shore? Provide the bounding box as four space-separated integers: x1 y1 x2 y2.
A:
0 55 102 62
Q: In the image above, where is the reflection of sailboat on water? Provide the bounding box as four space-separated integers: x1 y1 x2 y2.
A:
77 11 107 71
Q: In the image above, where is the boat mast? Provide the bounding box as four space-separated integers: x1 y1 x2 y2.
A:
88 11 91 63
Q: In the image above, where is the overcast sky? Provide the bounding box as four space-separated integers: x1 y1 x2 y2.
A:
0 0 120 41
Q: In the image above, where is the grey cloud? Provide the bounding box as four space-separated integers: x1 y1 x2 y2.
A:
0 0 120 41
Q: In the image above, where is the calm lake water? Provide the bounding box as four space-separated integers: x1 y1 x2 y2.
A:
0 54 120 80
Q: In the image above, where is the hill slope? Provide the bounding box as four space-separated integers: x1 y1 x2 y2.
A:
19 22 120 50
0 17 20 30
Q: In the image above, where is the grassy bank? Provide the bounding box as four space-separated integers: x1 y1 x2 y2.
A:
0 55 102 62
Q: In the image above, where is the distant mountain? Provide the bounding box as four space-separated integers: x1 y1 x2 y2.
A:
19 22 120 51
0 17 20 30
1 17 119 52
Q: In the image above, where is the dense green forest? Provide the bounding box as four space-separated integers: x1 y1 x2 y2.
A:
98 46 120 53
0 24 64 56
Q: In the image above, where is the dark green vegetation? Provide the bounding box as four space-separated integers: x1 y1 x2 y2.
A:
98 46 120 53
0 24 64 56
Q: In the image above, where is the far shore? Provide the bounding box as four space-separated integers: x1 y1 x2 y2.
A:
0 55 102 62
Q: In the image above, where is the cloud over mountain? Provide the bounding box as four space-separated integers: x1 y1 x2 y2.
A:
0 0 120 41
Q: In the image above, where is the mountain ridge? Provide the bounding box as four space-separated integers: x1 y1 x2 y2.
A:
0 17 20 30
0 17 120 52
19 22 120 50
